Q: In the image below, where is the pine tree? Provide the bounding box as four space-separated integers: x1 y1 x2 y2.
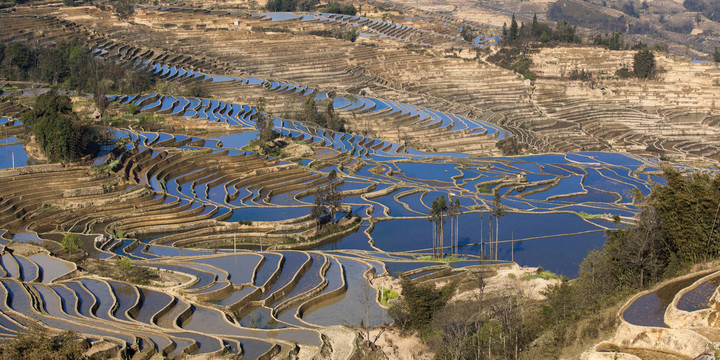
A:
531 13 539 36
509 14 519 42
714 47 720 63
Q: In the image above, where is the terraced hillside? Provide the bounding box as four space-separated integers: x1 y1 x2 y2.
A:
3 3 720 162
0 83 705 358
0 0 719 359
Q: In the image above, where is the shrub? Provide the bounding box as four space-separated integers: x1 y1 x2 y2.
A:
615 67 635 79
389 278 456 333
379 287 399 306
0 322 86 359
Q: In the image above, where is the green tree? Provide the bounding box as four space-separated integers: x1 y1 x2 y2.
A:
447 198 462 256
714 47 720 63
633 49 656 79
552 20 579 43
325 169 343 222
5 42 33 75
491 193 507 260
61 233 81 254
509 14 519 42
310 170 344 230
254 98 277 150
429 196 448 258
118 256 132 278
324 100 346 132
651 167 720 264
341 27 357 42
461 26 475 42
539 30 549 43
302 96 321 124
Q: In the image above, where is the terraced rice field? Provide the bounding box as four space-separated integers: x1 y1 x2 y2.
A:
0 83 704 357
0 1 718 359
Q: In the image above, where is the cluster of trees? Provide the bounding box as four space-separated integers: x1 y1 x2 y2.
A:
265 0 356 14
311 170 346 230
495 137 528 156
428 195 462 258
540 167 720 354
390 274 542 359
461 27 476 43
112 0 135 20
620 1 640 18
490 15 582 81
568 68 593 81
616 49 656 79
21 91 105 162
683 0 720 23
296 96 346 132
307 27 358 42
319 2 357 15
0 39 155 98
486 47 536 81
502 14 580 45
427 194 506 260
593 32 627 50
593 32 668 52
251 98 280 154
265 0 317 12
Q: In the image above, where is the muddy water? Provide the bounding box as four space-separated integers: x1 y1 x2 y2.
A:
623 274 706 327
677 276 720 312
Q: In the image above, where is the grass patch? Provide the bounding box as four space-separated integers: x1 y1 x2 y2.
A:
578 211 604 220
90 159 120 174
417 255 467 263
521 269 561 281
379 287 399 306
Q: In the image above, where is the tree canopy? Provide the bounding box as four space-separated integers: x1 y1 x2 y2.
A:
21 90 102 162
0 39 155 94
61 233 81 254
633 49 656 79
